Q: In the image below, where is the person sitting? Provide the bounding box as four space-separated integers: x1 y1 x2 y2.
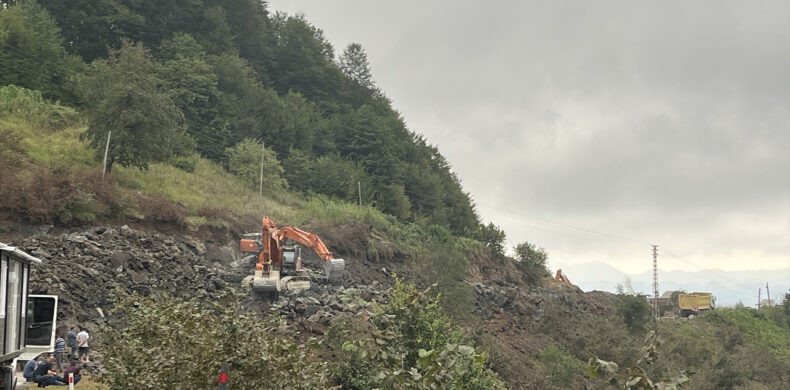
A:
32 355 65 387
23 358 39 382
63 360 82 385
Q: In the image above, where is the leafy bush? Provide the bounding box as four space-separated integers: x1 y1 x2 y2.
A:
225 138 288 193
514 241 551 283
0 85 81 130
416 237 475 320
103 290 329 390
331 279 506 389
538 346 584 388
616 288 651 331
588 331 690 389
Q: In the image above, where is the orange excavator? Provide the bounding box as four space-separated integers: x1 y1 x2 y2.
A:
555 269 572 284
240 217 345 293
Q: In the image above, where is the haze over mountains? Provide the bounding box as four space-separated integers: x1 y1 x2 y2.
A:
553 261 790 307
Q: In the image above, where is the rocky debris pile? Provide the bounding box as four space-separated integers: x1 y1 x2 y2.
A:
472 279 607 319
20 226 238 323
266 280 387 335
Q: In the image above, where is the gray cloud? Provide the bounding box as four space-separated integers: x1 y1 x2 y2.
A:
269 1 790 274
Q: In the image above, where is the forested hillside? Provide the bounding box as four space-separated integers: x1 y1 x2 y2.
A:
0 0 482 237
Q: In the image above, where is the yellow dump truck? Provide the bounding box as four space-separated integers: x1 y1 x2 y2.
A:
678 292 713 317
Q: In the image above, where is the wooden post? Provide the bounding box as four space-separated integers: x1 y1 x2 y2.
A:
102 130 112 180
68 373 75 390
259 142 265 196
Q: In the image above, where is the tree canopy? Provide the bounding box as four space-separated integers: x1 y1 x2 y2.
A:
2 0 488 239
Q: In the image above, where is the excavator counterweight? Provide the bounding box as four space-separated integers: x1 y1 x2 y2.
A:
240 217 345 293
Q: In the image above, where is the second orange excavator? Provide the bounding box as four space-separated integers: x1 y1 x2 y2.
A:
240 217 345 293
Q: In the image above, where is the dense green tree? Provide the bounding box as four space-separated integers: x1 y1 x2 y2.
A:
377 183 412 220
271 14 345 111
225 138 287 193
339 42 374 89
80 39 187 171
157 33 229 161
212 0 275 80
339 42 377 107
194 6 235 55
478 222 507 256
38 0 144 61
514 241 551 282
615 286 651 331
282 150 372 204
0 0 84 103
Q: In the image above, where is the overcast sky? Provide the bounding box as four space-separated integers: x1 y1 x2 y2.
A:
268 1 790 275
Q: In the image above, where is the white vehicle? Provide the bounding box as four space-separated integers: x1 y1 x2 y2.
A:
0 244 57 390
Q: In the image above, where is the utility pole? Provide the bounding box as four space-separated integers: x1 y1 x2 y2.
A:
259 142 265 196
357 181 362 206
102 130 112 180
766 282 771 307
652 245 659 318
757 288 761 309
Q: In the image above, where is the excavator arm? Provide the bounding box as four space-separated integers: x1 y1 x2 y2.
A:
278 227 334 261
279 226 345 281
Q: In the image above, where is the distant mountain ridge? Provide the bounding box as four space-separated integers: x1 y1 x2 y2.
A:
553 261 790 306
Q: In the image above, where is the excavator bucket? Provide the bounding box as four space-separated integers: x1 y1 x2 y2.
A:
324 258 345 281
252 269 280 293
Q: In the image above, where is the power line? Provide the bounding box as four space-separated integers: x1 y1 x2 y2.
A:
477 204 761 295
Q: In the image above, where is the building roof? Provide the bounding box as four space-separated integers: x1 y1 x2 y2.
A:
0 243 43 263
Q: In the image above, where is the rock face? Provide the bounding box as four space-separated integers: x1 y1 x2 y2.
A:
19 226 387 334
22 226 240 322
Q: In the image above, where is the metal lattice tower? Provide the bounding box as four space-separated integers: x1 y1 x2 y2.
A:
652 245 659 318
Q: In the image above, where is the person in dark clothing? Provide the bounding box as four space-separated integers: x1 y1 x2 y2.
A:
32 355 65 387
23 358 39 382
54 335 66 371
63 360 81 385
67 326 78 361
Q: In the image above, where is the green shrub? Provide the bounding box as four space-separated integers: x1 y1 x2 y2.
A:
170 153 200 173
331 279 506 389
514 241 551 283
103 290 329 390
225 138 287 193
0 85 81 131
538 346 584 388
616 289 651 331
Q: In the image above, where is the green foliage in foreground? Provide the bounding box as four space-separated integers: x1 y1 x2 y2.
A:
330 279 506 390
588 331 690 390
538 346 585 389
102 282 505 390
103 290 329 390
